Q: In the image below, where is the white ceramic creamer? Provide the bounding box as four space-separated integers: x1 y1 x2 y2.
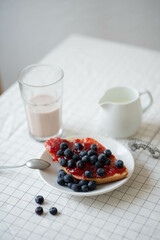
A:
99 86 153 138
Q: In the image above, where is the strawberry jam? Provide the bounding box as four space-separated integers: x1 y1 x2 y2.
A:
45 137 126 178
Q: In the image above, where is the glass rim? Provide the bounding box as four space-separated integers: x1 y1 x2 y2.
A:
18 64 64 88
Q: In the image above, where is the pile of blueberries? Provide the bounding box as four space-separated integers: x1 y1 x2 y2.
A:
35 195 58 216
56 141 124 192
57 169 96 192
57 142 123 182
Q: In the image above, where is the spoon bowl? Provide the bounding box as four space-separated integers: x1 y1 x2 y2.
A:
26 159 51 170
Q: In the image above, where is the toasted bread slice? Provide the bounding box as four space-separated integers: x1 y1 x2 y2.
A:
45 137 128 184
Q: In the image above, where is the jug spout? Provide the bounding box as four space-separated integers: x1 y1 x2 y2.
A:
98 88 120 107
98 93 111 107
98 99 110 107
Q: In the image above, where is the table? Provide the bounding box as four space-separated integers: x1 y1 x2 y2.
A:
0 35 160 240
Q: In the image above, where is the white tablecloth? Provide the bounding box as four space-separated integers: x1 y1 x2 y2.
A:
0 35 160 240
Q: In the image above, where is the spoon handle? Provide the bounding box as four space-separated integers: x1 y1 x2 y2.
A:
0 164 25 169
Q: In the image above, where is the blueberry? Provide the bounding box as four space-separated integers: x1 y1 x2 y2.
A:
88 150 97 156
76 160 84 169
68 182 73 189
90 155 98 164
64 148 73 158
75 142 83 150
49 207 57 215
95 161 103 168
90 144 97 151
59 158 67 166
104 158 111 165
60 142 68 150
35 195 44 205
73 154 80 161
64 174 74 183
78 180 88 186
68 159 75 168
114 160 123 169
71 184 80 192
81 185 89 192
58 169 66 178
97 168 106 177
84 170 93 178
57 150 64 156
88 181 96 190
104 149 112 157
98 154 107 163
80 150 87 157
35 206 43 215
82 155 90 163
57 177 65 186
74 179 79 184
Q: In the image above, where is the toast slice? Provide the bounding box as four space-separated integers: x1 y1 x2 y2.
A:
45 137 128 184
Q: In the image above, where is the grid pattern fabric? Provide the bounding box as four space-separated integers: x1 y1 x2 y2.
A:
0 35 160 240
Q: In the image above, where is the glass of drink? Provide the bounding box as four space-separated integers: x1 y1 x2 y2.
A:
18 64 63 141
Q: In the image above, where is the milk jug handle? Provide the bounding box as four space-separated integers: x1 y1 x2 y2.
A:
139 89 153 113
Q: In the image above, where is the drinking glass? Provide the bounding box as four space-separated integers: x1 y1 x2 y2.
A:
18 64 63 141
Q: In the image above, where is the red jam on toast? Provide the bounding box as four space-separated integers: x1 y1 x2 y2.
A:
45 137 128 184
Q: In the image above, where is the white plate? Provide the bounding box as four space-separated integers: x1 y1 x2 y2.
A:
39 136 135 196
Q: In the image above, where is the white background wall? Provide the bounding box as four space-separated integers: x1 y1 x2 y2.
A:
0 0 160 91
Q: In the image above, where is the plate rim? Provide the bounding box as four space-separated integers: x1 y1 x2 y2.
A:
38 136 135 196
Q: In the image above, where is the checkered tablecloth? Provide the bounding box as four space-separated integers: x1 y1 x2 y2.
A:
0 35 160 240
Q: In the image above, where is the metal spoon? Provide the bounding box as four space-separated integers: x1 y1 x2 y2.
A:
0 159 51 170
